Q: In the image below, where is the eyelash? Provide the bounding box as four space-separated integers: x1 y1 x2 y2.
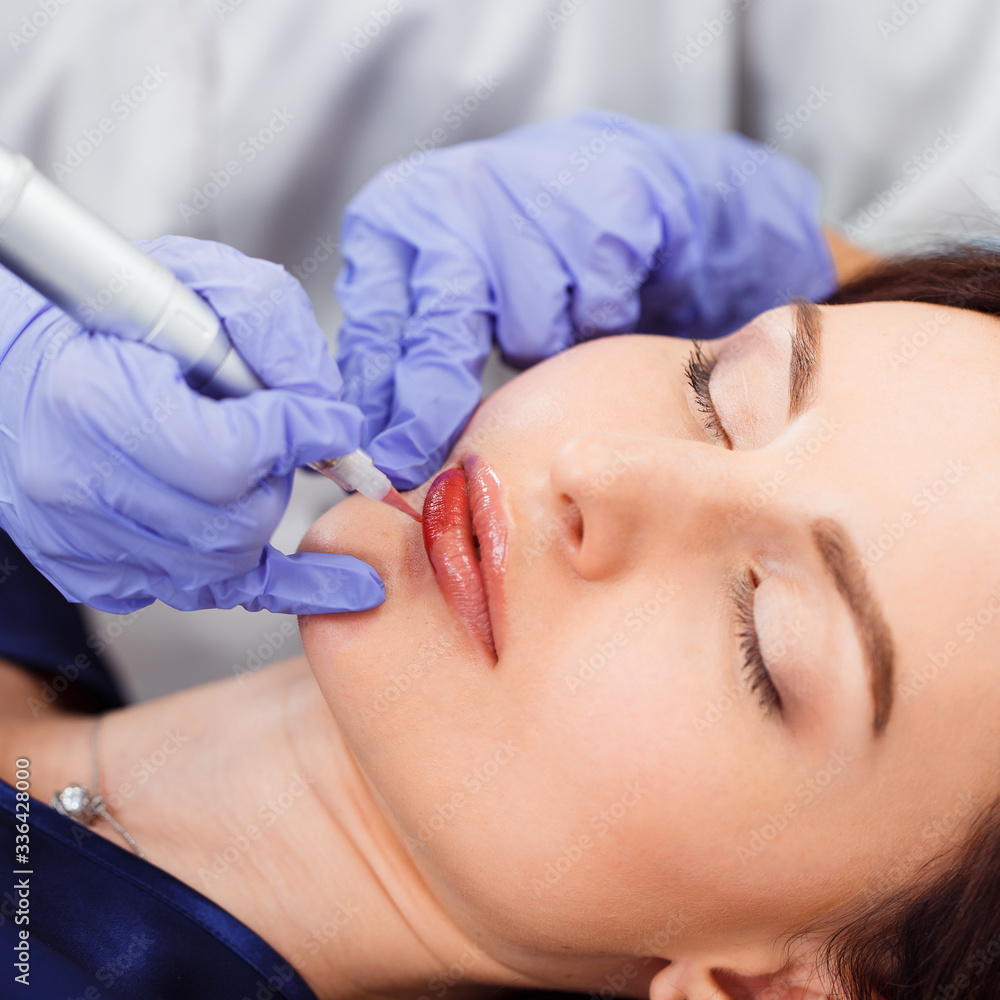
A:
732 570 782 718
685 345 779 716
683 343 731 448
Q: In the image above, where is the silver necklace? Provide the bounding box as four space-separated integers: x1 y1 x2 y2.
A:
51 717 145 858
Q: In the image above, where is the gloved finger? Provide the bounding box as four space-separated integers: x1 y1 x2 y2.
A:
534 170 673 338
139 235 342 397
25 332 363 507
336 165 498 448
447 155 576 366
478 111 672 339
182 546 385 614
637 129 836 337
483 225 575 367
335 218 415 443
39 463 293 586
47 537 385 614
365 315 487 490
362 216 496 489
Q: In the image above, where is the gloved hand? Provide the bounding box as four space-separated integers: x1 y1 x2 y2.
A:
0 235 385 615
336 110 837 489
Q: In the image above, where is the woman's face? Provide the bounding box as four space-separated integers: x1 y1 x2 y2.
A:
299 301 1000 989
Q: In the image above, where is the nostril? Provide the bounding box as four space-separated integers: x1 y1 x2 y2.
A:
562 497 584 546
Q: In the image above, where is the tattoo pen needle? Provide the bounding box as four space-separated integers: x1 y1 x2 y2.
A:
309 456 423 522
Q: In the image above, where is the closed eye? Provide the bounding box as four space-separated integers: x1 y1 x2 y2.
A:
732 569 782 718
684 343 732 449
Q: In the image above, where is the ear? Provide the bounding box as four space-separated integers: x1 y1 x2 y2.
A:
649 956 833 1000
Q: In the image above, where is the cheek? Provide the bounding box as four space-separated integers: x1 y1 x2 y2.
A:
446 336 695 472
424 613 745 941
522 604 778 883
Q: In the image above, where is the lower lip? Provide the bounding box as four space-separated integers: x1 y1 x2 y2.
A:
422 461 504 657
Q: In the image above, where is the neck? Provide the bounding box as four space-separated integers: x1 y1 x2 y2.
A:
6 658 527 999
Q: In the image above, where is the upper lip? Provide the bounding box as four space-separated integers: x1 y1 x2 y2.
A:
421 456 508 660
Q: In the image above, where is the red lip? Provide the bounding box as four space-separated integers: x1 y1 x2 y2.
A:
422 456 507 659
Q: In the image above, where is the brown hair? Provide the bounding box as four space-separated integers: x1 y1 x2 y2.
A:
825 242 1000 316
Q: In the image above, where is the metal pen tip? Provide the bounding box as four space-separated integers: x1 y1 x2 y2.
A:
383 485 423 522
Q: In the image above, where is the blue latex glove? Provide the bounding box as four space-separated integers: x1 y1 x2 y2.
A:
0 235 385 615
336 110 837 489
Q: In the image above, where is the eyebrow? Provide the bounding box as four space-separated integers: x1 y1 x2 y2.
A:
810 518 895 736
789 299 823 417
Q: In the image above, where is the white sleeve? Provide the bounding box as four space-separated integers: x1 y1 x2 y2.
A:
6 0 996 276
0 0 215 239
739 0 1000 250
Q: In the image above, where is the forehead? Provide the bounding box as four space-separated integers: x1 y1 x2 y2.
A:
819 300 1000 432
801 300 1000 785
810 301 1000 525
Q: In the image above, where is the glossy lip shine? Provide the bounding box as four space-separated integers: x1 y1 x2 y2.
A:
421 456 508 659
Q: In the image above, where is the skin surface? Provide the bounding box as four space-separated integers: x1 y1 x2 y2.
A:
299 300 1000 996
3 299 1000 999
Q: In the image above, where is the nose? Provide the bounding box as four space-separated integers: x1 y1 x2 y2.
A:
548 432 743 581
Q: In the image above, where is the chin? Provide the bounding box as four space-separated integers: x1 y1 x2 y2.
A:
298 488 423 682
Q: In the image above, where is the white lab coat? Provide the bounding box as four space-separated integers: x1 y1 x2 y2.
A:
1 0 997 696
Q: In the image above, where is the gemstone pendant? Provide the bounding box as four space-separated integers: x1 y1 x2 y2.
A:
52 784 99 824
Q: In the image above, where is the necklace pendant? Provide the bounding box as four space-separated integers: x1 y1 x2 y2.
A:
52 784 99 824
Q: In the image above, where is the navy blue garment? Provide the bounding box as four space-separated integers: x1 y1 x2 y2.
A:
0 782 319 1000
0 529 319 999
